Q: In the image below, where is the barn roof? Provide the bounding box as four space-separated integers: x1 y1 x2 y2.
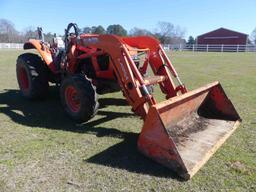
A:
197 28 248 38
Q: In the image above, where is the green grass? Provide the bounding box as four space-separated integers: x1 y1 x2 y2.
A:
0 50 255 191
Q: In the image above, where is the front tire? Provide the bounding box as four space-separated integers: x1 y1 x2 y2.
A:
60 74 99 122
16 53 49 99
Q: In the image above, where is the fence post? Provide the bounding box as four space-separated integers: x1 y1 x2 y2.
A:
179 44 182 51
192 44 195 52
236 44 239 52
206 44 208 52
221 44 224 52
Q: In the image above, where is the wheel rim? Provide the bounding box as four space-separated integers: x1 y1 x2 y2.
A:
18 67 29 91
65 86 81 113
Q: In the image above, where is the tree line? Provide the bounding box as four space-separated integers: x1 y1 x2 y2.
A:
0 19 186 44
1 18 255 45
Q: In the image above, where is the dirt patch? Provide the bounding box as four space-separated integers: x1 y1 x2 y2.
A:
230 161 248 174
231 161 245 169
166 112 210 144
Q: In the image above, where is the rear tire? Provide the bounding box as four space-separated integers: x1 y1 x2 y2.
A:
60 74 99 122
16 53 49 99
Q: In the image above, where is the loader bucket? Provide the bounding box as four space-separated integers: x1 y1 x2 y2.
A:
138 81 241 180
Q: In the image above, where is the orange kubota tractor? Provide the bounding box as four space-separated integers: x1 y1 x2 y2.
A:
16 23 241 179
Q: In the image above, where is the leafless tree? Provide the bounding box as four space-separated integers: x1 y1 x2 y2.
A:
22 26 38 41
251 28 256 44
154 21 174 43
0 19 20 43
154 21 186 44
129 27 152 36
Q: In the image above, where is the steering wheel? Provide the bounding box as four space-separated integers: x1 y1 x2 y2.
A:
60 23 79 71
64 23 79 50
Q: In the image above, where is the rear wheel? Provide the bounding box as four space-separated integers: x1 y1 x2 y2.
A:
16 53 49 99
60 74 99 122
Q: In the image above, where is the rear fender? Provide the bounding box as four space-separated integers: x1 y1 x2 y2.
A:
24 39 56 73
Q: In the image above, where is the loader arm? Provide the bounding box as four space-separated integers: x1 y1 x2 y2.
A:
78 35 149 117
79 35 241 179
78 35 186 118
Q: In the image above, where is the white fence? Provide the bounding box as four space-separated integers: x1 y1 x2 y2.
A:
1 43 256 52
0 43 23 49
163 44 256 52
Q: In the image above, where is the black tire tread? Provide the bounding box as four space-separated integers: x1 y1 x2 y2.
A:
60 74 99 122
16 53 49 99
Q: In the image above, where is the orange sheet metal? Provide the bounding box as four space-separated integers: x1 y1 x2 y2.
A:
138 81 241 179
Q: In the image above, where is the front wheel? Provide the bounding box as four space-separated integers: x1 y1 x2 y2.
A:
60 74 99 122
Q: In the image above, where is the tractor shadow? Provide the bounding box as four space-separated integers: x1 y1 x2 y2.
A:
0 88 182 180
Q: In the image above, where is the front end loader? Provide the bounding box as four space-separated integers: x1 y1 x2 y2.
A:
16 23 241 179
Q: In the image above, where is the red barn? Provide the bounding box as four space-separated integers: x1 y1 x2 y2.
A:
197 28 248 45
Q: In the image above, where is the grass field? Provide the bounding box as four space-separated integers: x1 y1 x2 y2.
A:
0 50 255 192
